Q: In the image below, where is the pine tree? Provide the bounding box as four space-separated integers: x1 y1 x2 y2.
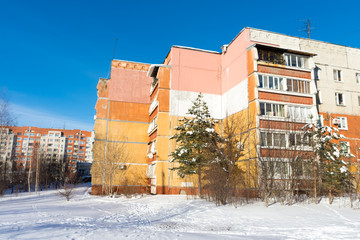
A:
302 122 353 204
170 93 219 196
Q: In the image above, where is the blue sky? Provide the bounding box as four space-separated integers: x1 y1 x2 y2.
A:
1 0 359 131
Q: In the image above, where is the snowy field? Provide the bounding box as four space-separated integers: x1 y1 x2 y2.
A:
1 186 360 240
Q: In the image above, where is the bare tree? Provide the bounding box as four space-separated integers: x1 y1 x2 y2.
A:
59 184 74 201
0 89 16 195
92 141 132 196
0 89 16 127
203 112 250 205
257 114 314 206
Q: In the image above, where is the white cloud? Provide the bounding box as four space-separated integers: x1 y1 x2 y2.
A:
11 103 94 131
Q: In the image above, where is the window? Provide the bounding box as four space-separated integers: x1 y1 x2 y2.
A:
333 70 342 82
286 79 310 94
17 137 22 141
337 117 348 130
260 132 286 147
17 132 22 136
335 93 345 106
262 160 289 179
259 102 285 117
67 149 72 153
68 140 73 143
68 135 73 138
340 141 350 154
258 75 284 91
284 53 304 68
289 133 305 146
37 133 41 137
258 49 284 65
356 73 360 84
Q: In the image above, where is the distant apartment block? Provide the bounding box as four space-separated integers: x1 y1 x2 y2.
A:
91 27 360 195
0 126 94 173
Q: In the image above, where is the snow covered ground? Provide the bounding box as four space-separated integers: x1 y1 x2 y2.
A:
1 185 360 240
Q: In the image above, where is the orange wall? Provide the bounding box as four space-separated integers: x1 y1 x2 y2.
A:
158 89 169 112
109 101 149 122
248 74 256 102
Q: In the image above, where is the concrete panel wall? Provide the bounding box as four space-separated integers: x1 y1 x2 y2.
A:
169 79 248 119
157 112 170 136
221 78 249 117
222 28 255 93
170 47 222 94
93 119 107 140
250 28 301 51
107 121 148 143
109 67 151 104
109 101 149 122
169 90 222 118
250 28 360 116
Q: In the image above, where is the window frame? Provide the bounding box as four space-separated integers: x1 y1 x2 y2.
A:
337 117 348 130
333 69 342 82
356 73 360 84
335 92 345 106
259 102 286 118
284 53 305 68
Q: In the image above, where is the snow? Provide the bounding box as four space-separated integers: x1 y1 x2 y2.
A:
340 166 348 173
1 185 360 239
205 128 215 133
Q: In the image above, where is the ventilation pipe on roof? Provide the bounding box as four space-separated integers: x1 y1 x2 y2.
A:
221 44 229 54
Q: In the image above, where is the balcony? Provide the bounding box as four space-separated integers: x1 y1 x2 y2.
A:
256 45 313 71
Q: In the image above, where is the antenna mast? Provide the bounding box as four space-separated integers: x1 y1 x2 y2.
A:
298 19 315 39
107 38 118 79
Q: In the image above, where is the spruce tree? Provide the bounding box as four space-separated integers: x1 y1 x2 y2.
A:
170 93 219 196
302 122 353 204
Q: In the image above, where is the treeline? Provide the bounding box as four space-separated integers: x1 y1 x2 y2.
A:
0 154 75 195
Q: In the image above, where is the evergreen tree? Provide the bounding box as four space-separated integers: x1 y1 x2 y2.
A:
302 122 353 203
170 93 219 195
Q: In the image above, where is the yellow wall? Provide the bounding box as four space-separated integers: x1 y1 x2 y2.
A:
107 121 148 143
93 119 107 140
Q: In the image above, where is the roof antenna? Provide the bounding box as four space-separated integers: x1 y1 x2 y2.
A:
298 19 315 39
107 38 118 79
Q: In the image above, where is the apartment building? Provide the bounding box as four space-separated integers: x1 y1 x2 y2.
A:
0 126 94 173
91 27 360 195
0 128 15 166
